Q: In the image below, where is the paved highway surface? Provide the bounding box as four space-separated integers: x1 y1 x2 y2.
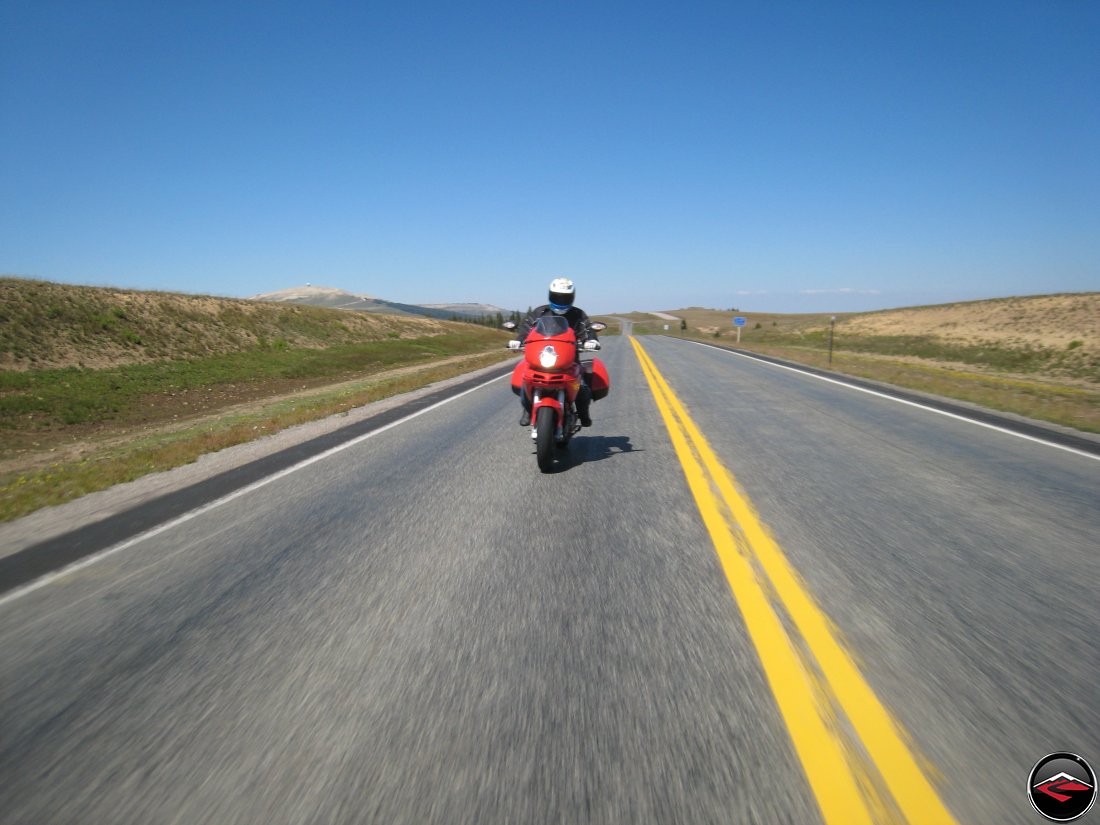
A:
2 333 1098 824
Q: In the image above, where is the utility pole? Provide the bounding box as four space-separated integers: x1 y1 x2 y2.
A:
828 316 836 366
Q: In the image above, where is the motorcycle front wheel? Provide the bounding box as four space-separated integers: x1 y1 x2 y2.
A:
535 406 555 472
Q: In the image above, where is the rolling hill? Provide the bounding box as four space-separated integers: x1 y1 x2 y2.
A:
1 278 464 371
250 286 513 322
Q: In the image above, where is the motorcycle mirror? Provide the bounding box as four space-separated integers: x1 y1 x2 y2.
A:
590 322 607 332
502 321 517 330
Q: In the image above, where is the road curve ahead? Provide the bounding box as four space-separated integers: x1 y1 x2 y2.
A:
1 335 1098 824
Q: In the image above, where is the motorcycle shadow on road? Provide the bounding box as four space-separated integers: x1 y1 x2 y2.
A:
547 434 641 472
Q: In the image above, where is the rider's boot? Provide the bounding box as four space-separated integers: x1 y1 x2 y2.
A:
575 385 593 427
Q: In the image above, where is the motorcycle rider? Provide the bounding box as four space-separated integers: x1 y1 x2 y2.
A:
510 277 600 428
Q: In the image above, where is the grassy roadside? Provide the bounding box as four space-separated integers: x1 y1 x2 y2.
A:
672 336 1100 434
615 306 1099 434
1 278 518 521
729 325 1098 381
0 348 514 522
1 331 506 430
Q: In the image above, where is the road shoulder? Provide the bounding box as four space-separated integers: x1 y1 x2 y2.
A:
0 360 514 565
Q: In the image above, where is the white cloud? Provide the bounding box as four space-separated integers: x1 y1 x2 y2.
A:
736 290 768 295
799 288 882 295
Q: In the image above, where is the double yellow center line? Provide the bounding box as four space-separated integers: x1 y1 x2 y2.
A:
631 337 959 825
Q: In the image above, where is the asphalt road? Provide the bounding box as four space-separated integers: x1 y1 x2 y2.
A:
2 334 1098 824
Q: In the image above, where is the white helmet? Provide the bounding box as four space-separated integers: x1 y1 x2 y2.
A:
548 278 575 314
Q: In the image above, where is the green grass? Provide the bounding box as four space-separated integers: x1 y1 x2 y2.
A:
1 332 504 431
0 349 514 522
0 276 467 367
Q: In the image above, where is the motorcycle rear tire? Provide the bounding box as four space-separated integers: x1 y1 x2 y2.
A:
535 407 555 473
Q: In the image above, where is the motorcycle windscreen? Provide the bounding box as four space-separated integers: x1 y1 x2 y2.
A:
534 315 571 337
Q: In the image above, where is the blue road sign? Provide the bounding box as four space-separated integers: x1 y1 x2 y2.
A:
733 316 746 326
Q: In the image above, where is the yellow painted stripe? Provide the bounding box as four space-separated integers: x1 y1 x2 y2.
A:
630 337 875 825
632 337 960 825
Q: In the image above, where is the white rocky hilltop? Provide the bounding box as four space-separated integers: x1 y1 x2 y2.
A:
420 302 512 315
249 285 514 319
249 285 378 303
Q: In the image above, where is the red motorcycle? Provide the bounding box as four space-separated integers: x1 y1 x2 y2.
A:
505 316 610 472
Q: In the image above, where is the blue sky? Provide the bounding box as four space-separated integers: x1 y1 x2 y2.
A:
2 1 1097 315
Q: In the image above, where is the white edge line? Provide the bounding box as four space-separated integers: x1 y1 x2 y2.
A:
0 373 507 607
684 340 1100 463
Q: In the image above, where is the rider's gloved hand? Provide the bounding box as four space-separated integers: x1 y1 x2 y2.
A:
582 340 601 351
508 340 522 350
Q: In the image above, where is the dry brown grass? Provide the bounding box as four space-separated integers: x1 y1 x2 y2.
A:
840 294 1099 350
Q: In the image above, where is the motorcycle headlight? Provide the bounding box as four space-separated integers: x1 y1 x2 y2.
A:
539 346 558 369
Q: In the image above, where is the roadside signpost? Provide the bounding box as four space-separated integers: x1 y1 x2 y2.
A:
733 315 746 343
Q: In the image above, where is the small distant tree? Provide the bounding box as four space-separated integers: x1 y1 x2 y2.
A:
495 311 504 328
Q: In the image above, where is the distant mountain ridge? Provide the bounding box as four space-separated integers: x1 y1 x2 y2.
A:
420 302 512 315
250 286 512 321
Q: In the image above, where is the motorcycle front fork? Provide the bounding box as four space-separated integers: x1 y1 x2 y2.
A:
530 390 574 440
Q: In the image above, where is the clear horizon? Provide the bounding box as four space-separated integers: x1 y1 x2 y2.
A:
2 1 1097 316
6 273 1095 320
